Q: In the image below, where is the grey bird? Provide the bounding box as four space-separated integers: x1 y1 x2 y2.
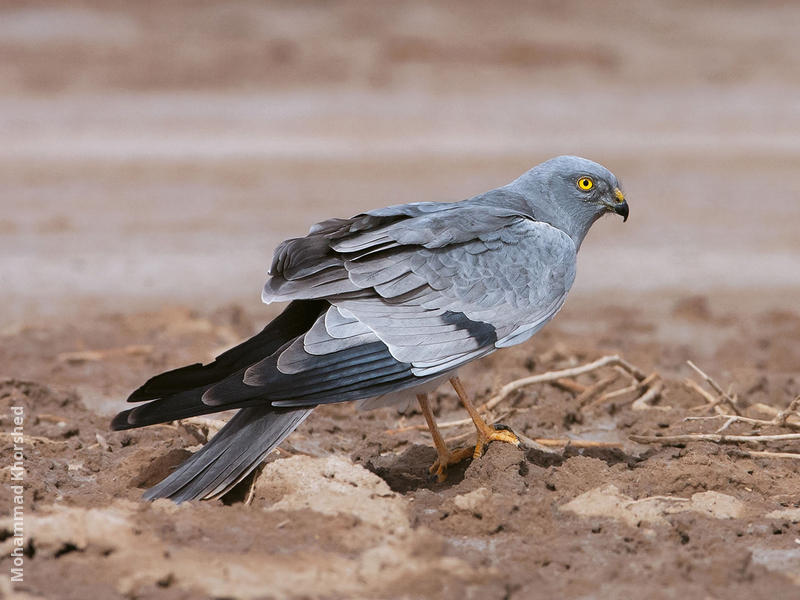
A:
112 155 629 502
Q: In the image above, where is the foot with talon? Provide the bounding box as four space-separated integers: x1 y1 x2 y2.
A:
417 377 521 482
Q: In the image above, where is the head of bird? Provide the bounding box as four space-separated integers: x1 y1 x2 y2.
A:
544 155 628 221
509 155 628 247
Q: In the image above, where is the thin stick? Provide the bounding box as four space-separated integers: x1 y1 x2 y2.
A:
748 403 800 426
499 431 623 452
687 361 741 415
481 355 646 412
685 378 727 414
552 378 588 394
632 380 668 411
575 373 620 408
387 355 650 434
529 438 622 448
744 450 800 459
597 383 640 402
630 432 800 444
775 396 800 427
684 414 800 431
386 415 475 434
591 371 661 410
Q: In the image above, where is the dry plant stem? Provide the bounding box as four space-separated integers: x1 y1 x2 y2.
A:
749 403 800 427
387 355 651 434
575 373 620 408
387 413 498 434
775 396 800 426
687 360 741 415
480 355 646 413
685 379 729 415
552 378 588 394
482 431 621 453
596 383 639 402
529 438 622 448
630 433 800 444
591 372 659 409
744 450 800 459
684 414 800 432
632 379 667 411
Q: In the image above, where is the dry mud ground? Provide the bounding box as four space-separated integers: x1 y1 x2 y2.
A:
2 1 800 598
2 297 800 600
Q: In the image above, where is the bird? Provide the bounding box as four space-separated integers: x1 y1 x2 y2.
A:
112 155 629 503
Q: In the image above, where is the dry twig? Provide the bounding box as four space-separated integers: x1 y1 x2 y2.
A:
385 354 653 438
630 432 800 444
743 450 800 460
552 378 589 394
684 413 800 433
524 437 622 449
575 373 620 408
631 378 668 411
774 396 800 427
686 361 741 415
685 378 729 415
480 355 647 413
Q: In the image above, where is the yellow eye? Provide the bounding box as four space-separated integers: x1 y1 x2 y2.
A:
577 177 594 191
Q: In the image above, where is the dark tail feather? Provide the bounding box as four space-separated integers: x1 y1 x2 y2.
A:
112 299 326 431
143 405 313 503
112 299 325 502
127 300 327 403
111 385 266 430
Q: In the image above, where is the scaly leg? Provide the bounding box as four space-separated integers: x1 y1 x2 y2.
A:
417 378 520 482
449 376 519 459
417 393 473 482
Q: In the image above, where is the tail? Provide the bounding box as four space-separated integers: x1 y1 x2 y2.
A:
112 300 327 428
143 404 312 502
111 300 326 502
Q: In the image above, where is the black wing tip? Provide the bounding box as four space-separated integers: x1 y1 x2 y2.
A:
126 362 206 403
110 409 135 431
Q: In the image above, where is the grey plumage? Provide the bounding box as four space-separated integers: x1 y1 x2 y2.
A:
112 155 629 502
142 405 313 503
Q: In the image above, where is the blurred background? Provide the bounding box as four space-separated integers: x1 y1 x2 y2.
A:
1 0 799 327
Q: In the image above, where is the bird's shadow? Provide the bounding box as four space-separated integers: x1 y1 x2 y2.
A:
357 443 468 494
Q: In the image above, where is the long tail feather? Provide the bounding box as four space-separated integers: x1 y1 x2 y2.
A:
112 300 326 502
126 300 327 403
143 405 312 502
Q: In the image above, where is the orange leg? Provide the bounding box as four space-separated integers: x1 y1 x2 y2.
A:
417 393 474 482
416 377 520 482
450 376 519 459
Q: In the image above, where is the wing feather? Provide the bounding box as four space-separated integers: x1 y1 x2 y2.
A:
260 189 577 383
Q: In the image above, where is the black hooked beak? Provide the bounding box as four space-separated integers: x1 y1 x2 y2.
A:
611 188 628 222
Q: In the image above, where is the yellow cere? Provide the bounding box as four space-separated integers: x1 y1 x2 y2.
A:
613 187 625 203
577 177 594 191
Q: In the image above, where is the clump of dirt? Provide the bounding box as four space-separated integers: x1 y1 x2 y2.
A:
2 300 800 599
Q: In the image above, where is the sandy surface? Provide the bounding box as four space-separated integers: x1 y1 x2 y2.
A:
1 1 800 599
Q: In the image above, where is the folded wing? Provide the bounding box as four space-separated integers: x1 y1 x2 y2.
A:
258 191 577 405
